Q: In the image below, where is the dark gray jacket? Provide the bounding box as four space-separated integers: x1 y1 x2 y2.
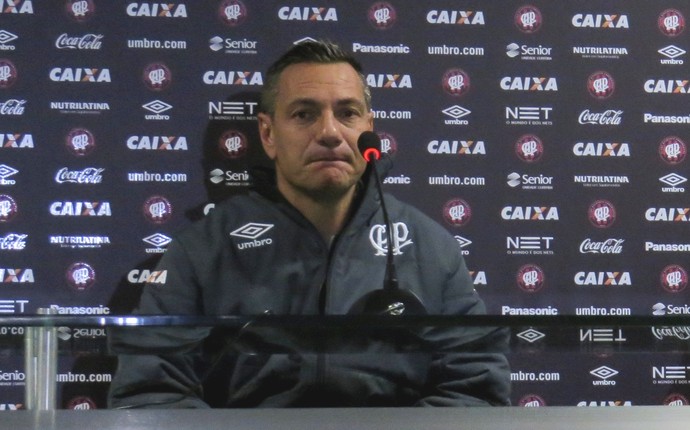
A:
108 165 510 408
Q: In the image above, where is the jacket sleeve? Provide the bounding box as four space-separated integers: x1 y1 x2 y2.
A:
108 240 212 409
416 255 512 406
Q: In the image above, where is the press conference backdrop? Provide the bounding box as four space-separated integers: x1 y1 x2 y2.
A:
1 0 690 410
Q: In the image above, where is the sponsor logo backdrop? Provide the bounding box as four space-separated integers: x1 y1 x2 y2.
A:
1 0 690 408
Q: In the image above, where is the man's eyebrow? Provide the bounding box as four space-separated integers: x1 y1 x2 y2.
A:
285 97 366 109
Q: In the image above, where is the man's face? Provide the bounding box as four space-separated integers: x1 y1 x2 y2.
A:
258 62 373 203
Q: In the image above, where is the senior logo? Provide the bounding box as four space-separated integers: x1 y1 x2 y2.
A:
369 222 412 256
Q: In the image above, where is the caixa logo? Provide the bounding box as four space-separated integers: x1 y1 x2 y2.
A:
0 268 34 283
0 133 33 148
469 270 487 285
127 269 168 285
127 135 188 150
203 70 263 85
277 6 338 21
574 271 632 286
426 10 485 25
501 206 559 221
572 14 629 28
0 0 33 14
500 76 558 91
126 2 188 18
366 73 412 88
49 201 111 216
368 222 412 256
573 142 629 157
49 67 111 83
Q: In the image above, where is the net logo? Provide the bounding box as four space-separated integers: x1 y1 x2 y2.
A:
501 206 559 221
515 5 542 33
1 132 33 148
644 79 690 93
218 0 247 26
426 10 485 25
646 207 690 222
0 0 33 14
0 268 33 283
660 265 688 293
368 2 396 29
506 107 553 127
49 201 111 217
203 71 263 85
49 67 111 83
573 142 630 157
443 198 471 227
575 272 631 286
658 9 684 37
278 6 338 21
127 135 188 151
427 139 485 155
572 14 629 28
516 264 545 293
126 2 188 17
500 76 558 91
506 236 554 255
366 73 411 88
587 71 615 99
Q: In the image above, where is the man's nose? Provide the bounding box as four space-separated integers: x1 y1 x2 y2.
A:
315 111 342 147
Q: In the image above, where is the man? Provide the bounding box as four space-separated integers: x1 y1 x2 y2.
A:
108 40 510 408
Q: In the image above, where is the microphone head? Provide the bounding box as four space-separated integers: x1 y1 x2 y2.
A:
357 131 381 162
348 288 427 316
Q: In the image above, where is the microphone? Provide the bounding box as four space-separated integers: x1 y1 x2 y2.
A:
350 131 426 316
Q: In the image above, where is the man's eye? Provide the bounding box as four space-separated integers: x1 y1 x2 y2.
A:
293 111 313 120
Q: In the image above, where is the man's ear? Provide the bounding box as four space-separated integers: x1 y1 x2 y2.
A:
257 112 276 160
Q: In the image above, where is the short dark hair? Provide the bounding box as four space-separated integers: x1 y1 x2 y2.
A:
260 40 371 115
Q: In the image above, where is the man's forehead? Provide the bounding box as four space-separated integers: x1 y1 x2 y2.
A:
276 62 366 103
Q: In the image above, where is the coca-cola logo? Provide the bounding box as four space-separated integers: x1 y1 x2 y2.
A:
55 33 103 50
443 198 471 227
651 326 690 340
0 99 26 115
218 130 248 159
55 167 104 184
578 109 623 125
0 233 26 250
579 238 624 254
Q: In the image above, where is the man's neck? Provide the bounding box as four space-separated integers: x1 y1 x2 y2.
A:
278 184 357 242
